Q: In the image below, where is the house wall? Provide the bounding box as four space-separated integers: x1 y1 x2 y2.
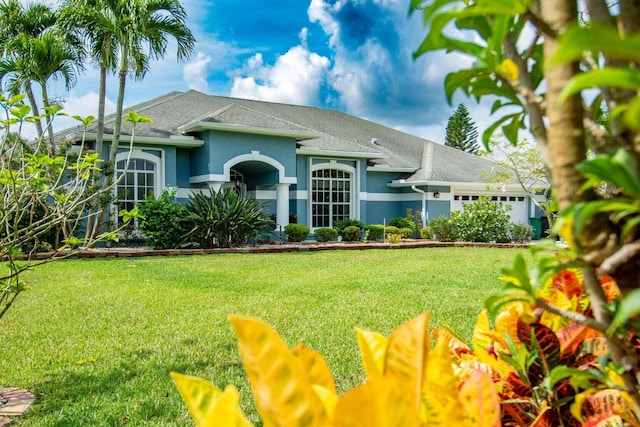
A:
190 130 297 178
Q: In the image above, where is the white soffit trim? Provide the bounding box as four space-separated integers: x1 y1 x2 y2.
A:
178 121 321 141
297 147 385 159
367 165 417 173
66 132 204 148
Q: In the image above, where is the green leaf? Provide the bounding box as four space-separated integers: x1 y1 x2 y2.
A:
125 111 153 124
10 104 31 120
73 115 96 126
550 24 640 66
543 366 610 392
577 149 640 199
608 288 640 335
623 96 640 132
559 68 640 103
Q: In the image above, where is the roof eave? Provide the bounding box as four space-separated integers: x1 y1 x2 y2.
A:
367 165 417 173
65 132 204 148
178 121 320 141
296 146 385 159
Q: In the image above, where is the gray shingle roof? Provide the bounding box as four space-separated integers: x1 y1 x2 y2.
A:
62 90 508 184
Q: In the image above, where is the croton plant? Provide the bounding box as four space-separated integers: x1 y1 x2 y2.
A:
170 255 639 426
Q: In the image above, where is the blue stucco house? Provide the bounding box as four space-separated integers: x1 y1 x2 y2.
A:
62 90 540 233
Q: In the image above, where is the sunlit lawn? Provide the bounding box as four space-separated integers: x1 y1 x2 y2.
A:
0 247 528 426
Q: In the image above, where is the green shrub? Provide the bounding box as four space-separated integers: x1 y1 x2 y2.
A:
399 227 414 239
333 218 365 236
364 224 384 241
451 197 511 242
341 225 361 242
384 225 400 236
420 226 432 239
138 189 189 249
184 189 273 248
314 227 337 242
284 224 310 242
428 215 458 242
509 222 533 243
388 217 415 230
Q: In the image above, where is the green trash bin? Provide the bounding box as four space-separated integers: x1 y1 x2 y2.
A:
529 217 542 240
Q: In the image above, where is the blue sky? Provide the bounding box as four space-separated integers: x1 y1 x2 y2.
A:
49 0 490 143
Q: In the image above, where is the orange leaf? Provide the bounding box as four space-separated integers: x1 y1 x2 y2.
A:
581 389 640 427
355 327 387 380
229 315 329 427
333 377 423 427
459 370 501 427
383 312 430 411
292 343 337 394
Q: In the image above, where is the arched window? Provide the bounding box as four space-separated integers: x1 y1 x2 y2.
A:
311 168 353 228
115 151 160 228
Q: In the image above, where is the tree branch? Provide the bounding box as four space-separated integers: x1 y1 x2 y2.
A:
599 241 640 277
535 297 608 333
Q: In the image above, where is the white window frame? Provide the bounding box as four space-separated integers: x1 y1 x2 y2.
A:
309 162 356 229
114 149 163 228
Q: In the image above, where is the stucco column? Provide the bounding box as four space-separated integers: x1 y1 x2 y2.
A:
208 182 224 193
276 183 290 228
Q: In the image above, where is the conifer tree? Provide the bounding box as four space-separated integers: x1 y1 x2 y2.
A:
445 103 479 155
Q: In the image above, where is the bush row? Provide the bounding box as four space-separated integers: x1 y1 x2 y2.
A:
138 192 532 248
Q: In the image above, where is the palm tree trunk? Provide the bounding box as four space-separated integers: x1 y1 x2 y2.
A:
25 83 44 145
84 65 109 243
105 53 128 230
40 82 56 155
95 65 107 159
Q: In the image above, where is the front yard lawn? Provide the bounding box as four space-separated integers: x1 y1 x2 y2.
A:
0 247 528 426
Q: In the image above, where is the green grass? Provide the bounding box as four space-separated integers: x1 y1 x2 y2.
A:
0 247 528 426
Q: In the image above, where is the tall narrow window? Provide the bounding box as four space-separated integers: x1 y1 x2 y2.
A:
311 168 352 228
116 158 156 220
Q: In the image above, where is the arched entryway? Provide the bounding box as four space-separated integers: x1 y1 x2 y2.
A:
207 152 296 228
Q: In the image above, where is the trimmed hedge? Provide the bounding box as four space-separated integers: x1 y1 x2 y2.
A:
284 224 310 242
314 227 338 242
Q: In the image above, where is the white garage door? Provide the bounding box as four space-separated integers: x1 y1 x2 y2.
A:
451 194 529 224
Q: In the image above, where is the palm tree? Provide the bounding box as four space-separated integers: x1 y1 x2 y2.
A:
60 0 194 165
0 1 85 151
0 0 58 141
59 0 195 235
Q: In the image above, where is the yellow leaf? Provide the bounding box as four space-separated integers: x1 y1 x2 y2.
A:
423 332 465 425
540 289 574 331
383 312 430 412
312 385 338 422
472 310 493 352
495 306 530 346
355 327 388 380
229 315 329 427
459 370 501 427
170 372 252 427
434 327 470 364
202 385 254 427
292 343 337 394
498 58 519 81
333 376 423 427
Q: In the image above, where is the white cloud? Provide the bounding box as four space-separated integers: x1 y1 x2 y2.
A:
183 52 212 92
230 45 330 105
48 91 116 134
